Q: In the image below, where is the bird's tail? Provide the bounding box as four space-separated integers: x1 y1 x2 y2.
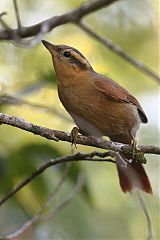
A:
116 154 152 194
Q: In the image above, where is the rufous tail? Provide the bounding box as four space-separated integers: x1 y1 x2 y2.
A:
116 154 152 194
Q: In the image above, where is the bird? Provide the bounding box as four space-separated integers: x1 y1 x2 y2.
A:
42 40 152 194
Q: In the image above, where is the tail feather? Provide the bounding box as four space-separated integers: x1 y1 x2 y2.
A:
116 155 152 194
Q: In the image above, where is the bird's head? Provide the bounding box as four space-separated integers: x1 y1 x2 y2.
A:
42 40 92 80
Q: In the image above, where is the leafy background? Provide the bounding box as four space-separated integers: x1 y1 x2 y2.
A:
0 0 159 239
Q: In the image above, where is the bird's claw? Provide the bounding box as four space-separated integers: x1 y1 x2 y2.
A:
71 127 79 148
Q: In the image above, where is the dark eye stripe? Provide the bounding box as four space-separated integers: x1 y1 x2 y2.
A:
70 50 91 69
61 48 91 69
69 56 87 69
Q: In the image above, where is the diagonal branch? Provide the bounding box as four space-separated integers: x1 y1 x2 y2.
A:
13 0 22 31
0 151 114 207
0 112 160 155
136 191 153 240
0 173 84 240
0 0 159 82
0 0 118 40
0 164 74 240
78 21 160 84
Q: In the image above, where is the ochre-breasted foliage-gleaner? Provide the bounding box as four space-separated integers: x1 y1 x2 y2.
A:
42 40 152 194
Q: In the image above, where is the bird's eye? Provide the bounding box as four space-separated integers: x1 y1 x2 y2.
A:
63 51 71 58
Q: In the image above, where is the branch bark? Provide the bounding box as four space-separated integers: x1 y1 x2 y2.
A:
0 0 118 40
0 113 160 155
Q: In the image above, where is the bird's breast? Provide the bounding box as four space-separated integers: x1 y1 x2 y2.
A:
57 82 141 140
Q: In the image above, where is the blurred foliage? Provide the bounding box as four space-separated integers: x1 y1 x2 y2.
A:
0 0 159 239
0 143 61 211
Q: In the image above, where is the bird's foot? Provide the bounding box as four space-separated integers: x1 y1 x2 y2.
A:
130 137 146 164
71 127 79 148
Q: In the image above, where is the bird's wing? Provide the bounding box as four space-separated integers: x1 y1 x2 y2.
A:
94 75 148 123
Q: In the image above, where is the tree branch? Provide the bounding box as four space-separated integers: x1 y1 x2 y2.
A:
0 173 84 240
0 0 159 82
0 164 78 240
13 0 22 31
0 112 158 238
0 151 114 207
0 113 160 155
0 0 118 40
78 21 160 84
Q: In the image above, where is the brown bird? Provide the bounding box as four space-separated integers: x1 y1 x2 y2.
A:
42 40 152 194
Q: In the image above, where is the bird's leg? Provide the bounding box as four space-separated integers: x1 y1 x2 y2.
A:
130 133 137 159
122 132 146 164
71 127 79 148
131 138 137 159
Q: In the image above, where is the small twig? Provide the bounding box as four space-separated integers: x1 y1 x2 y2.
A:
136 191 153 240
0 12 12 31
78 21 160 84
0 151 114 207
44 173 84 220
0 12 7 18
0 215 38 240
43 163 71 209
13 0 22 31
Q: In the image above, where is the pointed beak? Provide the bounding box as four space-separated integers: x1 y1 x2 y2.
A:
42 40 57 54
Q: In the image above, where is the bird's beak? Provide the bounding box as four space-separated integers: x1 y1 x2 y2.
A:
42 40 57 54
